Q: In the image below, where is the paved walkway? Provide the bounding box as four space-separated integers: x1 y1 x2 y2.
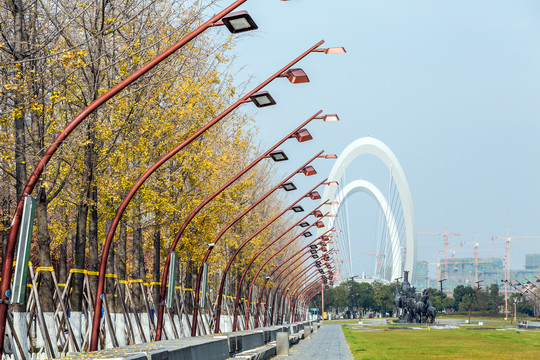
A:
274 323 354 359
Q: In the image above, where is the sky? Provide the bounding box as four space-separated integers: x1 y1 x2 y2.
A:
212 0 540 281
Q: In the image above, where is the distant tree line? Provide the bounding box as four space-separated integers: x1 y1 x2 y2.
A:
309 281 538 317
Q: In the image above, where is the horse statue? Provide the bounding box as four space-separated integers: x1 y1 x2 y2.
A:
394 284 404 317
394 271 437 324
426 306 437 323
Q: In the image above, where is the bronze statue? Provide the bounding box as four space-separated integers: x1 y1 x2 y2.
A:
394 271 437 323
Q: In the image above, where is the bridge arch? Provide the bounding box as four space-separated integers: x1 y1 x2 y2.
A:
327 180 402 280
319 137 417 278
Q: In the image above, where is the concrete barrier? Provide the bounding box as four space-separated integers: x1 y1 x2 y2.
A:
276 332 289 356
518 321 540 329
304 325 311 340
63 321 313 360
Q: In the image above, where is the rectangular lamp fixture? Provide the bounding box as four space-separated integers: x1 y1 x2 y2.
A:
250 91 276 107
281 182 297 191
269 150 288 162
221 11 258 33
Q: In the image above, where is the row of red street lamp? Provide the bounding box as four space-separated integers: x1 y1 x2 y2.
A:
0 0 345 354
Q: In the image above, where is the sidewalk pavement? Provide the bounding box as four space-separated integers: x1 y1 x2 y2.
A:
274 323 354 359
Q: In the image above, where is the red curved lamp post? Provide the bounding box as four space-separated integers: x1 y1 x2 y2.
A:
91 39 340 347
286 265 335 323
279 260 336 324
269 253 336 325
286 279 322 323
241 219 337 329
231 215 329 330
294 279 328 321
287 272 325 322
251 228 336 327
271 259 319 325
209 179 332 334
0 0 262 352
154 111 338 339
262 238 337 326
190 157 326 335
290 278 322 321
277 264 322 324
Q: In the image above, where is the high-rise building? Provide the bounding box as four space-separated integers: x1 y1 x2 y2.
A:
525 254 540 271
413 260 428 289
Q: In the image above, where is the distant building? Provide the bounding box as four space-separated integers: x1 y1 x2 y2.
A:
409 253 539 292
412 260 428 289
525 254 540 271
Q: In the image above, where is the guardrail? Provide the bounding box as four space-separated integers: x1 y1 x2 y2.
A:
51 321 316 360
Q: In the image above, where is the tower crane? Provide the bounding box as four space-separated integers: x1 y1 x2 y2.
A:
460 236 503 284
491 230 540 320
419 227 460 281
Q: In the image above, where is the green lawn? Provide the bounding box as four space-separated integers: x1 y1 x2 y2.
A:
342 323 540 359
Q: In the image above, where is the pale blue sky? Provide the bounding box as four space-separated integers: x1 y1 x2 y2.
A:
214 0 540 280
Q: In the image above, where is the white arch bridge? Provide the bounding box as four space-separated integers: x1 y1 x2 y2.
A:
318 137 417 282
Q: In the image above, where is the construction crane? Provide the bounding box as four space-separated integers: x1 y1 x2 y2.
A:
459 236 504 283
491 230 540 320
419 227 460 282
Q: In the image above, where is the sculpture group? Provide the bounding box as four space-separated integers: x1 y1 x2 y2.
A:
394 271 437 323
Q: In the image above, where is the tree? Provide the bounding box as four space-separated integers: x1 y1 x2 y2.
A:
372 282 395 315
1 0 299 352
452 285 475 311
425 287 450 311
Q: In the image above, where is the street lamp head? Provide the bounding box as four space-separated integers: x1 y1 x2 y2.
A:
328 201 339 206
323 47 346 54
310 250 317 255
291 205 304 213
282 68 310 84
281 182 297 191
308 191 321 200
312 210 323 218
323 114 339 122
269 150 288 162
221 11 258 33
312 254 319 258
315 220 325 228
301 166 317 176
323 154 338 159
303 231 313 237
299 221 310 227
310 245 318 250
294 128 313 142
325 181 339 186
250 91 276 107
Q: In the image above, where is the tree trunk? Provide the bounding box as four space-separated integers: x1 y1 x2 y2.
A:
132 208 144 312
115 220 127 312
185 259 194 314
152 213 161 310
88 184 99 295
35 187 54 312
11 0 27 201
59 239 68 284
71 196 88 313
